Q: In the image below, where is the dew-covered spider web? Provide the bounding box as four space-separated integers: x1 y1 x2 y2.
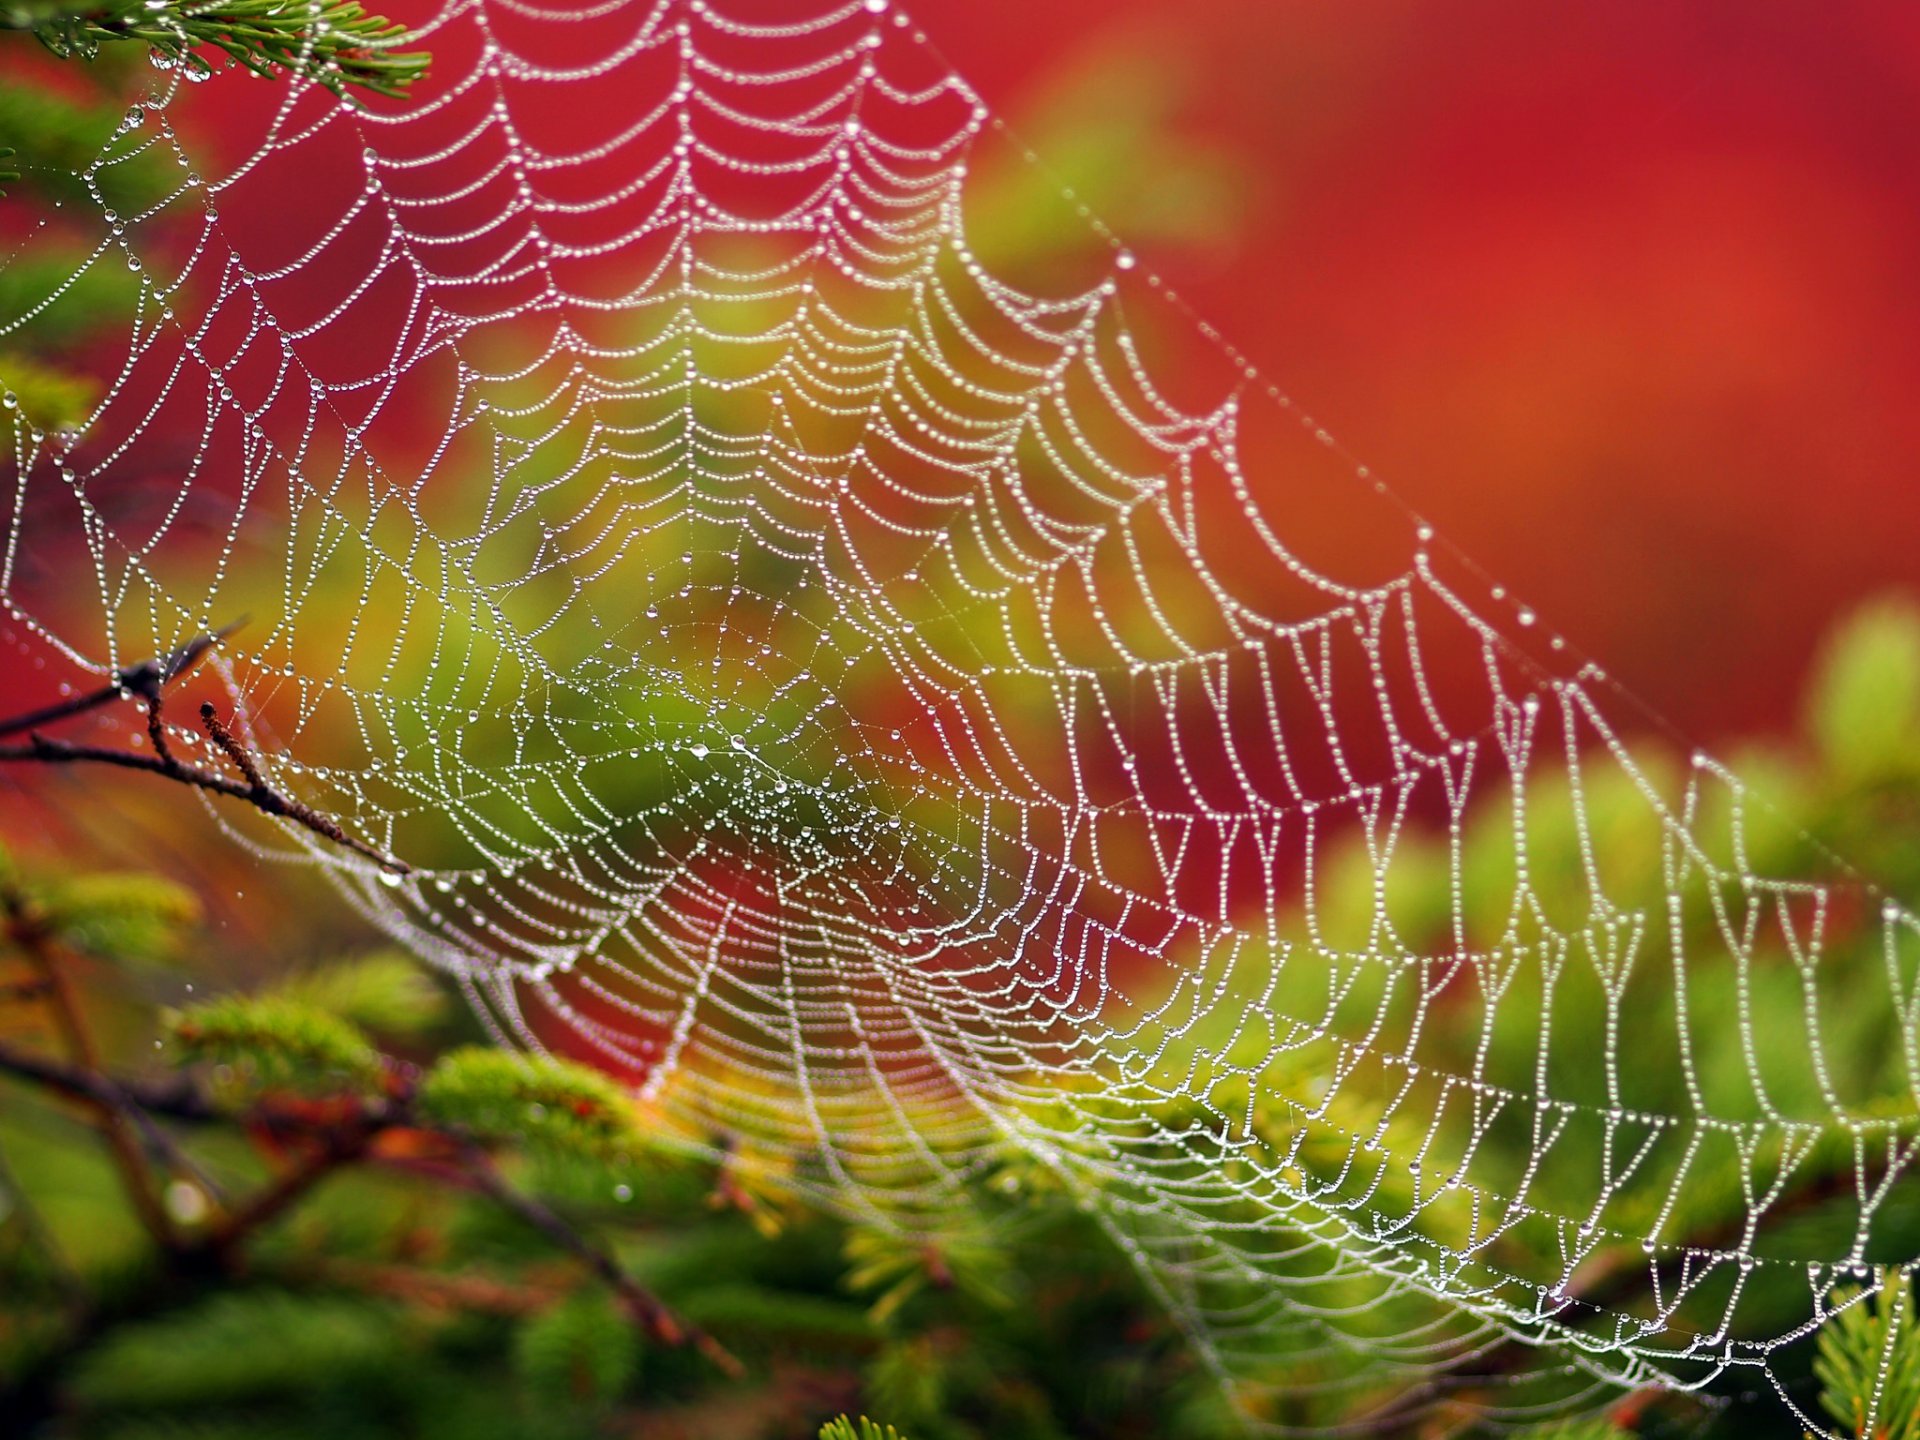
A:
4 0 1920 1430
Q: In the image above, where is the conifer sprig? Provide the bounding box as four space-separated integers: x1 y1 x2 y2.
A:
3 0 429 99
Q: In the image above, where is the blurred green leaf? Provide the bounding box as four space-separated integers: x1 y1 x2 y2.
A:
0 81 171 213
673 1283 876 1349
965 41 1245 279
1809 593 1920 785
69 1290 398 1409
267 952 448 1039
0 347 102 434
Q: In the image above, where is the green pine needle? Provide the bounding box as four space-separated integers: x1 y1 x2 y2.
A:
169 994 385 1098
415 1048 639 1158
512 1292 636 1410
6 0 430 100
267 951 449 1039
1817 1275 1920 1440
820 1418 911 1440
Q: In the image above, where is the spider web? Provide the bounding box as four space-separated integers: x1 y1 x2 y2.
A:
4 0 1919 1429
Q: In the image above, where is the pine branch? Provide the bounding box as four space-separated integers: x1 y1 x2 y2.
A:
2 0 431 100
451 1142 745 1378
0 1020 741 1378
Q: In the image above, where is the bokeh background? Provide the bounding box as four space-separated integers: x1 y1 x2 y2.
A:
3 6 1920 1436
926 0 1920 742
9 0 1920 872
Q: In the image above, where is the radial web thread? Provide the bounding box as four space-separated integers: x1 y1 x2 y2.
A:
3 0 1919 1429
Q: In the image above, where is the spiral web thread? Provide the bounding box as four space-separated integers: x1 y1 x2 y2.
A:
3 0 1919 1429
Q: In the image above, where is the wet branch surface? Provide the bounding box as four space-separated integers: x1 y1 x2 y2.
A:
0 625 409 874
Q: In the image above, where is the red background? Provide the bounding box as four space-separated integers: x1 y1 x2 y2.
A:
922 0 1920 744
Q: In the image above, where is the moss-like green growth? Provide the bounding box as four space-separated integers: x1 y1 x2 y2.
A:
416 1048 638 1159
169 995 385 1098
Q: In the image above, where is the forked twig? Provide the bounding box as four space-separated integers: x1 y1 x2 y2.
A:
0 623 242 742
0 628 408 875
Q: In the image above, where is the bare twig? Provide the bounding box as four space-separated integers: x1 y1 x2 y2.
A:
0 626 408 875
0 624 239 741
196 702 409 873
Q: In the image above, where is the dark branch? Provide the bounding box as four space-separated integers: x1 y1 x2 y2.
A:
452 1143 744 1377
0 622 238 741
0 1035 219 1124
0 627 409 875
195 702 409 873
192 1126 369 1266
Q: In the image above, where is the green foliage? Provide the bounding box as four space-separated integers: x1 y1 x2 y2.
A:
673 1283 877 1349
168 994 384 1097
1506 1421 1629 1440
266 951 449 1039
416 1048 638 1158
865 1338 949 1433
69 1290 398 1409
1810 593 1920 786
822 1418 912 1440
0 24 177 450
3 594 1920 1435
36 872 200 967
843 1222 1012 1325
1816 1276 1920 1440
0 352 100 434
4 0 429 99
0 81 175 213
511 1291 636 1411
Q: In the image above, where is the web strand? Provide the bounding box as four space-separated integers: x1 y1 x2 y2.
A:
2 1 1917 1429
